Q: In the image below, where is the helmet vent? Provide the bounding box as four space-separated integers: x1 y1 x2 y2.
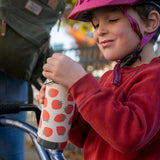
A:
79 0 85 5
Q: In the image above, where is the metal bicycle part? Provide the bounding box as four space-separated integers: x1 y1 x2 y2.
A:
0 104 66 160
0 117 50 160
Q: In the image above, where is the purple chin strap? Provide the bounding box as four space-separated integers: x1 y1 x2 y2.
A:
112 6 160 86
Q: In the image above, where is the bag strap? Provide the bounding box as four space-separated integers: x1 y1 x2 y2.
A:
1 20 6 37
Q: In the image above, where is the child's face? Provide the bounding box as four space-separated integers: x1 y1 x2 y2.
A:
92 6 144 61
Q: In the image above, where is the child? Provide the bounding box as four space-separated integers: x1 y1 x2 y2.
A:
36 0 160 159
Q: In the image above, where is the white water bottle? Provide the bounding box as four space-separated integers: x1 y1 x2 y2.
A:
37 80 75 150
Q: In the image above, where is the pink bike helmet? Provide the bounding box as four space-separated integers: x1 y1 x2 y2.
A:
68 0 160 21
68 0 160 86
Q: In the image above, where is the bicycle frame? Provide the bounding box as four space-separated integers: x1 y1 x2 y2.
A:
0 104 66 160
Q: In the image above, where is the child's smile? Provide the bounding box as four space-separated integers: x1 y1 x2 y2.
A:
99 39 114 48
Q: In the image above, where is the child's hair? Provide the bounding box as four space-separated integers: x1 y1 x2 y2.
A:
133 4 160 43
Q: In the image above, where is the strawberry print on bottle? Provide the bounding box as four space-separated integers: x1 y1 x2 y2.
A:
54 114 66 122
43 127 53 137
37 81 75 150
44 97 48 108
38 119 42 129
56 126 66 136
52 99 62 109
49 88 59 97
42 109 50 122
64 104 74 114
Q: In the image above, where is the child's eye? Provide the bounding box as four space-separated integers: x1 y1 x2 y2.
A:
109 19 119 22
93 24 99 29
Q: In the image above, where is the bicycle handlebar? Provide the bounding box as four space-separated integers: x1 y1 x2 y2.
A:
0 103 20 114
0 104 67 160
0 104 41 124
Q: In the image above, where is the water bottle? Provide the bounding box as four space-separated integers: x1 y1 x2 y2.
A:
37 80 75 150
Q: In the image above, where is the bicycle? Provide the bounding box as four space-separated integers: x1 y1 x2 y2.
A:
0 103 66 160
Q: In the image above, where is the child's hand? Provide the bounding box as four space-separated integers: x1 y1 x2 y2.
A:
35 85 46 104
42 53 86 88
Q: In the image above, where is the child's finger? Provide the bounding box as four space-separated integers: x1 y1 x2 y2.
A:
35 95 39 102
39 99 44 104
35 85 46 104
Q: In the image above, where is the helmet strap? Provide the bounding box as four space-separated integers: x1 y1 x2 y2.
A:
120 6 143 40
112 48 142 86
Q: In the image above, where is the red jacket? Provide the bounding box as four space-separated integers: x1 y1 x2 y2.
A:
68 57 160 160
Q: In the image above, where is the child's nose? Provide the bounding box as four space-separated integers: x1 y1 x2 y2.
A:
97 23 109 36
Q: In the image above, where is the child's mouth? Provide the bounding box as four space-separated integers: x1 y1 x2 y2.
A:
99 40 113 48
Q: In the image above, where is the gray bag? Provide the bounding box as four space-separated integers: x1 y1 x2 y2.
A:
0 0 65 86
